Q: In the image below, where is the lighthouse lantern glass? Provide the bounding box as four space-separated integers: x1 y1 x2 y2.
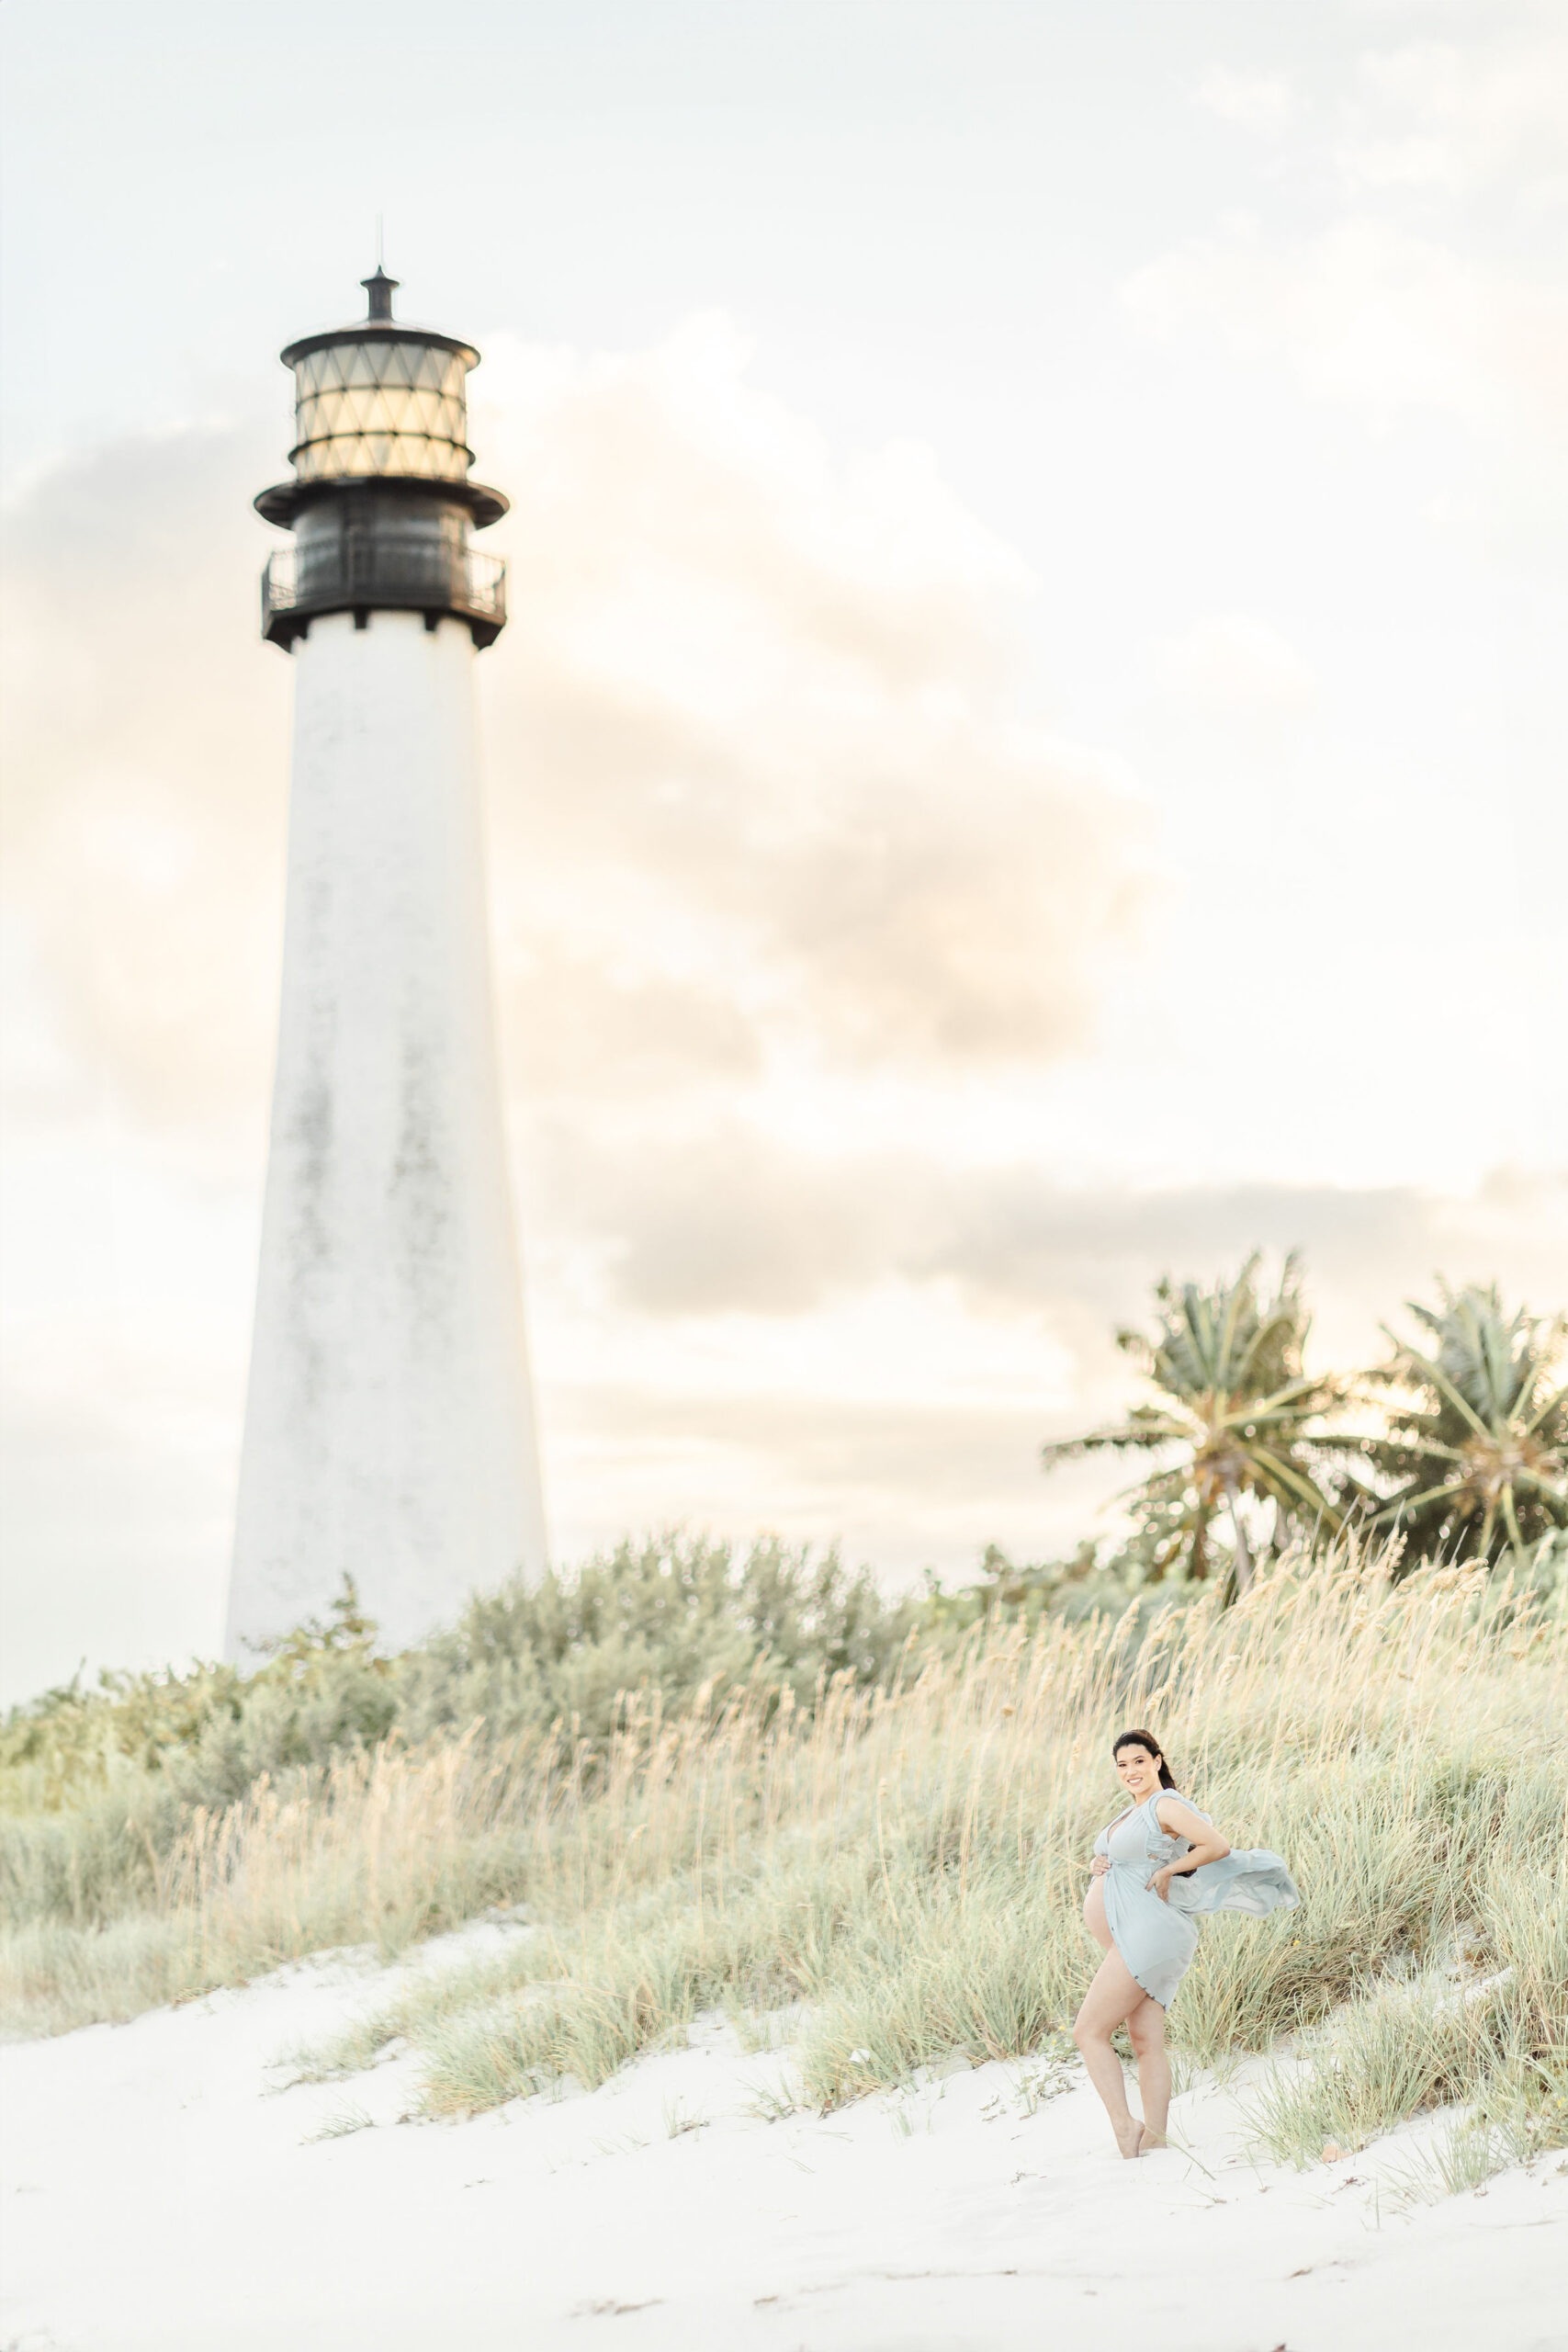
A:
290 337 473 484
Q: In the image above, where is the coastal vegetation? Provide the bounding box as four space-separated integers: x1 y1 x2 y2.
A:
1039 1263 1565 1591
1039 1251 1360 1592
1362 1283 1568 1568
2 1267 1563 2196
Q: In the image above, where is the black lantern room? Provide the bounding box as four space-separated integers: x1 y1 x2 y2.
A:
256 270 508 650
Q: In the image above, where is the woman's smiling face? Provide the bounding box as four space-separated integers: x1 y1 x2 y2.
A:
1114 1742 1162 1800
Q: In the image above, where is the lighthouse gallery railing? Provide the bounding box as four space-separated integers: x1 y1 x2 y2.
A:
261 538 506 643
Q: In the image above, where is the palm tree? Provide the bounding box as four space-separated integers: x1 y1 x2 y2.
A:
1363 1283 1567 1570
1041 1253 1357 1594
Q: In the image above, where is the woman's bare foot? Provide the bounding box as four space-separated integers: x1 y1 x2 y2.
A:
1138 2126 1168 2153
1114 2117 1145 2159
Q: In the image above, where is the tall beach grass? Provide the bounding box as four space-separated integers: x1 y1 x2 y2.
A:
3 1542 1563 2180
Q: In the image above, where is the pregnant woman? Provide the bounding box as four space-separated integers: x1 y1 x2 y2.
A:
1074 1727 1299 2157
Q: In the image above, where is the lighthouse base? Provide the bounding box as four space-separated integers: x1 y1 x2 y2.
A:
227 610 546 1661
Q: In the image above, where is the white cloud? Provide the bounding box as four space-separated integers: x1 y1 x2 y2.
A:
475 321 1155 1077
0 424 290 1152
1122 212 1568 435
1341 37 1568 198
1152 614 1316 714
1193 67 1297 136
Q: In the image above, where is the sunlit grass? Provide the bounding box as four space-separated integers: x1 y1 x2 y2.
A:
3 1541 1563 2196
298 1546 1565 2143
1247 1970 1508 2167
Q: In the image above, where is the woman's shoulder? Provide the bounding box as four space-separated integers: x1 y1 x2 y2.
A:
1155 1790 1210 1829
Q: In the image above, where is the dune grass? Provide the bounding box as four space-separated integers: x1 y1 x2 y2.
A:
0 1723 531 2032
3 1543 1564 2191
1248 1832 1568 2172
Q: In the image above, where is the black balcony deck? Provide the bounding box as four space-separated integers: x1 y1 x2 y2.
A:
262 531 506 650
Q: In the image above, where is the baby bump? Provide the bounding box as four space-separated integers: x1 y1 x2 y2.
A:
1083 1875 1112 1951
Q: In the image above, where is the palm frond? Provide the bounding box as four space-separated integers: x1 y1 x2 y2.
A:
1370 1283 1568 1566
1243 1442 1344 1527
1377 1326 1493 1441
1040 1412 1190 1466
1042 1252 1352 1593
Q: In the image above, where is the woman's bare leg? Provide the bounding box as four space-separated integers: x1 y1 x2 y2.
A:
1072 1945 1148 2157
1126 1995 1170 2147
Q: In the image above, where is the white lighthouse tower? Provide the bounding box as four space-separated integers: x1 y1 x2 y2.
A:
226 266 547 1660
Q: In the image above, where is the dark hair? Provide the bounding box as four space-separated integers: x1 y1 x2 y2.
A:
1112 1728 1176 1789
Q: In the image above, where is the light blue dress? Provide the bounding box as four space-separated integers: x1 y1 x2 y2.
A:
1092 1791 1300 2007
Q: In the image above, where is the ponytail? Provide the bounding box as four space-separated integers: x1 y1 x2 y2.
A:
1112 1727 1176 1789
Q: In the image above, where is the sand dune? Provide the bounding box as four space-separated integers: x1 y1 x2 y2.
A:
4 1924 1563 2352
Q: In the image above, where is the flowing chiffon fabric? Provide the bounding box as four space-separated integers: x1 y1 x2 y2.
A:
1092 1792 1299 2007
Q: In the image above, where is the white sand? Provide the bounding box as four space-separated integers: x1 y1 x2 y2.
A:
5 1928 1564 2352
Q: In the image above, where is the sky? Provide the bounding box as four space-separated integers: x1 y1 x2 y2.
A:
2 0 1565 1702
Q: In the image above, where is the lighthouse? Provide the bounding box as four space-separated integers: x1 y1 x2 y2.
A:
226 267 547 1660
